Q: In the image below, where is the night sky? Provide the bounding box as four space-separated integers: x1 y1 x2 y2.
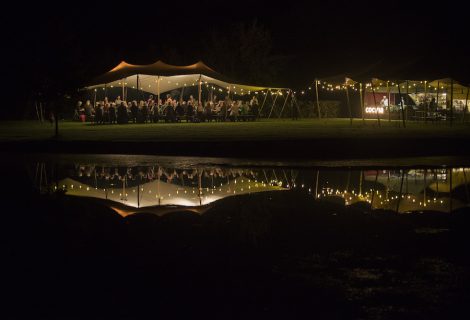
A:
3 0 470 116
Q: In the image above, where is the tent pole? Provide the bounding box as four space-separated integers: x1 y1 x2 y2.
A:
372 85 381 127
180 85 185 104
268 91 280 118
463 86 469 123
122 80 125 100
371 170 379 208
258 89 269 117
345 86 352 126
278 90 290 118
198 75 202 108
450 79 454 126
359 83 365 125
136 75 140 100
93 89 97 109
157 76 160 108
436 81 440 122
397 83 406 128
405 81 409 125
449 168 453 213
315 170 319 199
315 79 321 119
386 81 391 122
424 80 428 124
396 170 404 213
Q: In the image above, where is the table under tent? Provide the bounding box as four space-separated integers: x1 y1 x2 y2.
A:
85 60 293 121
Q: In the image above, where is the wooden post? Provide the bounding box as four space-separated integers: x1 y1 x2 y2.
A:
359 83 365 124
198 170 202 206
397 83 406 128
371 170 379 208
157 167 161 206
406 81 410 123
315 79 321 119
450 79 454 126
449 168 453 213
371 86 381 127
396 170 404 213
137 179 140 209
315 170 320 199
463 86 469 123
424 80 428 124
387 81 391 122
345 86 352 126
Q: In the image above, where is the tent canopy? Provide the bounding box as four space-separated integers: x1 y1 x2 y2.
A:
86 60 283 96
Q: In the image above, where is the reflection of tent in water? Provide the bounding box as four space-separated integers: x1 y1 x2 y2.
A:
359 168 470 212
363 169 469 194
57 176 286 209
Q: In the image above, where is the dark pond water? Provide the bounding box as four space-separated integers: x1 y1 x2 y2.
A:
29 154 470 215
5 154 470 319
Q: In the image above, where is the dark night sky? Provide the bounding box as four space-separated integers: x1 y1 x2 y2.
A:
2 0 469 115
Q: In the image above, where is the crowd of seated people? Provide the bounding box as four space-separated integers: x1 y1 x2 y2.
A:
75 94 260 124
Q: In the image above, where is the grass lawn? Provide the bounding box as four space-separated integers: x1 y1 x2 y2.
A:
0 118 469 142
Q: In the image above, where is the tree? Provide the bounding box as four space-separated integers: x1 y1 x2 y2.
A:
204 20 281 85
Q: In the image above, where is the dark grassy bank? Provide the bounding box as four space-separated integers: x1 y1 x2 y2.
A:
1 119 469 158
4 177 470 319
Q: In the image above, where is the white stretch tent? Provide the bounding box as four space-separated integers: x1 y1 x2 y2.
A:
86 60 280 97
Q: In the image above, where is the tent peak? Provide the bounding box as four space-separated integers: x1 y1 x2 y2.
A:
110 61 135 72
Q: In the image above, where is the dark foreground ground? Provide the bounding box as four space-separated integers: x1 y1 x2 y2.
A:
1 120 470 158
4 167 470 319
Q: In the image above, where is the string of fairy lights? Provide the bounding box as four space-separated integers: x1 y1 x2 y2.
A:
295 79 469 95
91 76 469 102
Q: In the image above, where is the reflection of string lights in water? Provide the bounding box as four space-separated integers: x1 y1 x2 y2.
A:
35 163 470 213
